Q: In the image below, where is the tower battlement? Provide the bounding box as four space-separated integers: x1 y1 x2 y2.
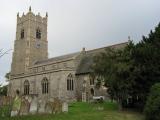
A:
17 7 48 25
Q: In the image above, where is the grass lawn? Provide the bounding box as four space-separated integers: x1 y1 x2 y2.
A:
0 101 144 120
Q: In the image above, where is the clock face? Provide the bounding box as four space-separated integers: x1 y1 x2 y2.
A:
36 43 41 48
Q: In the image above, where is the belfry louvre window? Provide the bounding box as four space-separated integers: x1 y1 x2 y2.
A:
90 77 94 85
21 29 24 39
41 77 49 94
24 80 30 95
67 74 74 91
36 28 41 39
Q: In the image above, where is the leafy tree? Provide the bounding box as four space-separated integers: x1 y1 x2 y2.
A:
131 23 160 108
0 72 10 96
0 85 7 96
92 41 135 109
92 23 160 110
5 72 10 80
144 83 160 120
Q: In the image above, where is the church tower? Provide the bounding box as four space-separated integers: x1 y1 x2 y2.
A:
11 7 48 76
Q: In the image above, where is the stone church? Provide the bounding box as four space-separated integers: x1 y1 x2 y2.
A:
8 7 127 102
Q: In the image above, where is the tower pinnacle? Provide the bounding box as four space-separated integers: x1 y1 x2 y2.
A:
29 6 32 12
17 12 19 17
46 12 48 17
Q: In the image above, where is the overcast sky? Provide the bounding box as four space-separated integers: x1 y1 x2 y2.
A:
0 0 160 84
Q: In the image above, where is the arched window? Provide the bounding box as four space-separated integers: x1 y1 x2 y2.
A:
21 29 24 39
90 88 94 96
41 77 49 94
24 80 29 95
67 74 74 91
36 28 41 39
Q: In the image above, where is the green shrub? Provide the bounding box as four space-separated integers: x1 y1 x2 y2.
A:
144 83 160 120
0 105 11 117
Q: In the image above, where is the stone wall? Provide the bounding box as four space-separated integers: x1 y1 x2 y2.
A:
9 69 77 102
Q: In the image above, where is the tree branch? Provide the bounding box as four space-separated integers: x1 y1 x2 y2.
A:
0 49 12 58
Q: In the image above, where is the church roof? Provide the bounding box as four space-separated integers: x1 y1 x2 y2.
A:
75 42 128 75
34 52 80 65
34 42 128 73
75 53 94 75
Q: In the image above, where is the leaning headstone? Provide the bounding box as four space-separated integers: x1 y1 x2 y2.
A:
62 102 68 112
19 97 30 115
29 96 38 114
45 101 54 114
11 96 21 117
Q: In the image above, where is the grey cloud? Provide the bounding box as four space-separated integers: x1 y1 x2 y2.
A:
0 0 160 84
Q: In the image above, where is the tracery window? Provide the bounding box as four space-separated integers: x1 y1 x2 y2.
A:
36 28 41 39
67 74 74 91
41 77 49 94
24 80 30 95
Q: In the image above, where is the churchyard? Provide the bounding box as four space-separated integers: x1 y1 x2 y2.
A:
0 95 68 117
0 98 144 120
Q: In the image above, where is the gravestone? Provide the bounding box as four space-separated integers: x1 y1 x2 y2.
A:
38 99 46 114
62 102 68 112
4 96 12 105
19 97 30 115
45 101 54 114
0 96 11 117
11 96 21 117
29 95 38 114
53 98 62 113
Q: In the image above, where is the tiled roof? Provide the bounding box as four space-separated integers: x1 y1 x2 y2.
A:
34 52 80 65
75 42 128 75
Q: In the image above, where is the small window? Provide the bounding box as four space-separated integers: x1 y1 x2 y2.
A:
21 29 24 39
33 68 37 73
36 28 41 39
52 64 56 69
64 63 67 68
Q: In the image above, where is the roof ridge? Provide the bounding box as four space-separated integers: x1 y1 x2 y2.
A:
86 41 128 53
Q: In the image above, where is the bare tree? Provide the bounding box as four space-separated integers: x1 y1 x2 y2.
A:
0 49 12 58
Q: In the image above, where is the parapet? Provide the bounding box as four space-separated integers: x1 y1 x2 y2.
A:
17 7 48 24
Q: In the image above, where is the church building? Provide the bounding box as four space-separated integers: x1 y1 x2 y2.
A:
8 7 128 102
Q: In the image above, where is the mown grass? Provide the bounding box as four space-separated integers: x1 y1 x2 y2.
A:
0 101 144 120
